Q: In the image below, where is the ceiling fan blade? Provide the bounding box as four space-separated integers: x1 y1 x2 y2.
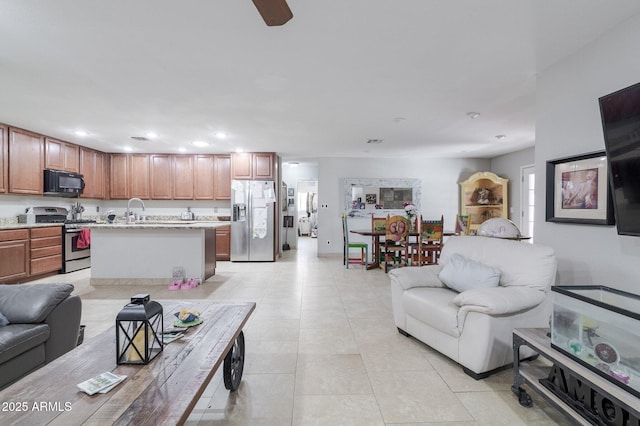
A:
252 0 293 26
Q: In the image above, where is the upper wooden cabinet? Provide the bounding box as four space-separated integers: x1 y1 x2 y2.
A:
8 127 44 195
45 138 79 173
213 155 231 200
231 152 276 180
110 154 129 199
194 155 215 200
110 154 151 199
172 155 194 200
129 154 150 199
79 147 106 199
150 154 172 200
0 124 7 194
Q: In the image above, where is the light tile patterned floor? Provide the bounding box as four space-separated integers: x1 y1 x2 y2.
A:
30 238 572 425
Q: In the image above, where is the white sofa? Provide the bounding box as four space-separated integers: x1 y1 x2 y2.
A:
389 236 556 379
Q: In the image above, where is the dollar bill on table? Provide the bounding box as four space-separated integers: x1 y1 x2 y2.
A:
77 371 125 395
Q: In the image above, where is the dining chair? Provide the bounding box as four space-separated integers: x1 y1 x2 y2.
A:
381 215 410 272
418 215 444 265
341 213 368 269
455 214 471 235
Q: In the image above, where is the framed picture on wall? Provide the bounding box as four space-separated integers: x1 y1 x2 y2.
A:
288 188 294 197
545 151 614 225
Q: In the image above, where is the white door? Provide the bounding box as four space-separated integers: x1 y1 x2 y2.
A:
520 165 535 243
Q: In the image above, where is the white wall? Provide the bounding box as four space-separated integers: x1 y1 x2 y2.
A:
316 156 492 255
535 13 640 292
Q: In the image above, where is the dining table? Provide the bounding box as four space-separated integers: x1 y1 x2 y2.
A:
349 229 456 270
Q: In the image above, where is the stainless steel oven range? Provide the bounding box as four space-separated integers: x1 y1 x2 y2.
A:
28 206 94 273
63 220 95 273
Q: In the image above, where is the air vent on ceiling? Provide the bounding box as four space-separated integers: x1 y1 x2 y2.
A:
130 136 151 142
366 139 383 144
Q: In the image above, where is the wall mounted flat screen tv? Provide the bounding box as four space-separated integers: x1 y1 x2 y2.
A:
599 81 640 236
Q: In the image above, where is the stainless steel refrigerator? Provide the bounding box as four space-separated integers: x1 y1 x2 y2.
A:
231 180 277 261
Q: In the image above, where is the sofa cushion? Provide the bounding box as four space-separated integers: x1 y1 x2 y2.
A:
0 324 50 364
403 287 461 337
0 284 74 324
438 254 501 293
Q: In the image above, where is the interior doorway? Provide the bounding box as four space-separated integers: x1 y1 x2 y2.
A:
520 165 535 243
297 180 318 245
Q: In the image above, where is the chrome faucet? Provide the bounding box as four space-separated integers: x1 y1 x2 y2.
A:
126 197 146 220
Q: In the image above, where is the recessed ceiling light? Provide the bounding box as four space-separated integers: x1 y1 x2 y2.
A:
466 112 481 119
74 130 88 136
193 141 209 147
146 132 157 139
366 139 383 144
130 136 151 141
178 147 187 153
235 148 244 153
215 132 227 139
495 134 507 140
124 146 133 152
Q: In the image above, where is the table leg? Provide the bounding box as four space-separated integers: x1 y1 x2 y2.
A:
223 331 245 391
368 235 380 270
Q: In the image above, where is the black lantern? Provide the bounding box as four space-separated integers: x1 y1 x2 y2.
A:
116 294 163 365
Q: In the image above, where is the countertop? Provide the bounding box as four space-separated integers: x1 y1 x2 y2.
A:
81 221 231 230
0 223 64 230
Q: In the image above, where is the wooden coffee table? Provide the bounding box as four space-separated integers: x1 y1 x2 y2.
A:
0 301 255 425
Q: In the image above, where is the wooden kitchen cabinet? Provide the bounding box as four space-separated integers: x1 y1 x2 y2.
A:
110 154 129 199
129 154 150 199
8 127 44 195
150 154 172 200
231 152 276 180
194 155 215 200
172 155 194 200
231 152 252 179
0 124 7 194
80 147 106 199
45 138 79 172
0 229 30 282
215 225 231 261
29 227 62 276
253 152 275 179
111 153 153 200
213 155 231 200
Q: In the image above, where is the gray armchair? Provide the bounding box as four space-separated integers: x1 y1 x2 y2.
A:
0 283 82 389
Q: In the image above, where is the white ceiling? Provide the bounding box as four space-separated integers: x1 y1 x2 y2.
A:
1 1 640 163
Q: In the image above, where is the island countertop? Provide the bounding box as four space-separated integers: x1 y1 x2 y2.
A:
88 222 228 285
80 220 230 230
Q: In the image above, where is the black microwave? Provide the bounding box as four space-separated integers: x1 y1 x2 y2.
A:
43 169 85 197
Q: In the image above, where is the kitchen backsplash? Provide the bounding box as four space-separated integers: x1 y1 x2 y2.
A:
0 194 230 223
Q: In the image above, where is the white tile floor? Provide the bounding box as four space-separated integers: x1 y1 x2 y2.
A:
31 237 572 425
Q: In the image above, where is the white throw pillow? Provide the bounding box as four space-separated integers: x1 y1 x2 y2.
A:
438 253 501 293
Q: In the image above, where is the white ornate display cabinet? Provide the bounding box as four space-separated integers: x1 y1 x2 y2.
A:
459 171 508 232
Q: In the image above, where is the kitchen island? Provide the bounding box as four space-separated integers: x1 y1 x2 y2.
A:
83 221 230 286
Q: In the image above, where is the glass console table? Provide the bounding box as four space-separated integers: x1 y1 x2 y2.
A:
512 328 640 426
